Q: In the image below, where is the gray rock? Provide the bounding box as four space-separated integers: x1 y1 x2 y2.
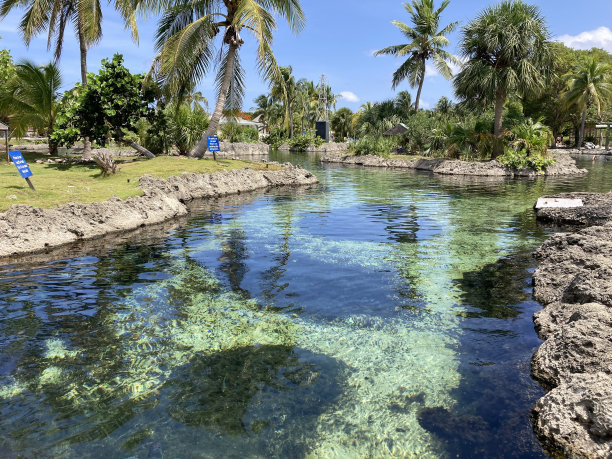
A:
532 373 612 459
321 152 586 177
532 317 612 388
535 192 612 226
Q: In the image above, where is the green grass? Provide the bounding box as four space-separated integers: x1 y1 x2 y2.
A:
1 152 278 211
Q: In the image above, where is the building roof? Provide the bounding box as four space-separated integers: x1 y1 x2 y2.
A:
383 123 409 136
0 122 8 131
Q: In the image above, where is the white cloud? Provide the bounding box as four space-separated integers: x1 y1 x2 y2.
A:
420 100 430 109
339 91 360 103
425 63 439 78
558 26 612 53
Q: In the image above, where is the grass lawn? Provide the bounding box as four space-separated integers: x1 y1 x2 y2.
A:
1 151 278 212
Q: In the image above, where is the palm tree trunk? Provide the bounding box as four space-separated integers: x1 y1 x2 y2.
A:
126 140 156 159
77 18 92 161
289 104 294 139
492 88 505 159
414 62 426 113
578 106 588 150
191 44 238 159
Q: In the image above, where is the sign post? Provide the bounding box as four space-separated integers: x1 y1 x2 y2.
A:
207 136 221 161
8 151 36 191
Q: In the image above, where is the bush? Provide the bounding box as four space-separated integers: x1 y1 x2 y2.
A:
219 123 259 143
286 133 325 151
349 135 395 157
498 148 555 172
168 104 209 155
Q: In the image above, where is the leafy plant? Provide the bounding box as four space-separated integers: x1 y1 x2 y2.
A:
219 123 259 143
349 135 395 157
168 104 209 155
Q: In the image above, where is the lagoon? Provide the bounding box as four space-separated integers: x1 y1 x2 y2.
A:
0 153 610 457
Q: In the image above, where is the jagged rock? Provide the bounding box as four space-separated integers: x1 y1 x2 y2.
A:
532 373 612 459
321 152 586 177
532 317 612 388
535 192 612 226
0 164 318 258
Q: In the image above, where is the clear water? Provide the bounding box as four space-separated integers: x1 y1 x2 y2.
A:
1 154 611 458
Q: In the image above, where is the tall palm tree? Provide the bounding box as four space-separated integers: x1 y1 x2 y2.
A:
563 58 612 149
154 0 305 158
0 0 141 159
395 90 413 119
375 0 459 113
296 78 317 133
270 66 297 138
0 60 61 154
454 0 554 158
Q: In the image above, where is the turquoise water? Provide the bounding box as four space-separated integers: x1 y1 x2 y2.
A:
1 154 611 457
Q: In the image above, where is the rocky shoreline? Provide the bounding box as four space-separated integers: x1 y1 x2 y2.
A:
0 164 317 258
320 152 586 177
531 193 612 458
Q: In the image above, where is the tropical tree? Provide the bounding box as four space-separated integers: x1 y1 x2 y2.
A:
375 0 459 113
251 94 275 133
562 58 612 149
270 66 297 138
395 90 413 118
0 0 141 159
52 54 157 158
331 107 353 140
154 0 305 158
296 78 317 133
0 60 61 154
454 0 554 158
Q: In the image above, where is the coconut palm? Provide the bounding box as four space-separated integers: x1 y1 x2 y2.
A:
454 0 554 158
154 0 305 158
562 58 612 149
395 90 413 119
0 60 61 154
296 78 317 133
375 0 459 113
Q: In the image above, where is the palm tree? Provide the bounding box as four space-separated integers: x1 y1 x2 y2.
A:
0 60 61 154
296 78 317 133
0 0 141 159
251 94 274 133
270 66 297 138
395 90 413 119
563 58 612 149
454 0 554 158
331 107 353 140
154 0 305 158
375 0 459 113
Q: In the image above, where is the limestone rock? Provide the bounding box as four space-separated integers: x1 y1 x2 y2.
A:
533 373 612 459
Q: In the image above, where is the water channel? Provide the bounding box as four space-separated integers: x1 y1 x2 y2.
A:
1 153 611 458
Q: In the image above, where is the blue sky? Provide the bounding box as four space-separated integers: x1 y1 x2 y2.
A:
1 0 611 113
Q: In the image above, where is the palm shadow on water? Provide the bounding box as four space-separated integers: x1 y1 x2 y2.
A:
416 249 547 458
160 345 348 457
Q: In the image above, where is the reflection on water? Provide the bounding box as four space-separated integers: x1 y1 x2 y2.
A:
0 153 610 457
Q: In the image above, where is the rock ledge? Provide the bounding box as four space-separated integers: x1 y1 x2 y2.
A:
0 164 318 258
532 195 612 457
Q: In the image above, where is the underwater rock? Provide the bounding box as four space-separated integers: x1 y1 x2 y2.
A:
0 164 318 258
321 152 586 178
532 373 612 459
417 406 490 445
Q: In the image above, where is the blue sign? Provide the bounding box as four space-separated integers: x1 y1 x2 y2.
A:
207 136 220 152
9 151 33 179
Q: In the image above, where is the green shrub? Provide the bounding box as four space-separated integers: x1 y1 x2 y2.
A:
498 148 555 172
286 133 325 151
349 135 395 157
168 104 209 154
219 123 259 143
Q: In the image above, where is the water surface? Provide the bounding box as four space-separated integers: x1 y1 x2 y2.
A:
1 154 610 458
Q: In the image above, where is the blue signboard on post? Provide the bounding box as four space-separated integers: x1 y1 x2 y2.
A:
207 136 220 152
9 151 33 178
9 150 36 190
